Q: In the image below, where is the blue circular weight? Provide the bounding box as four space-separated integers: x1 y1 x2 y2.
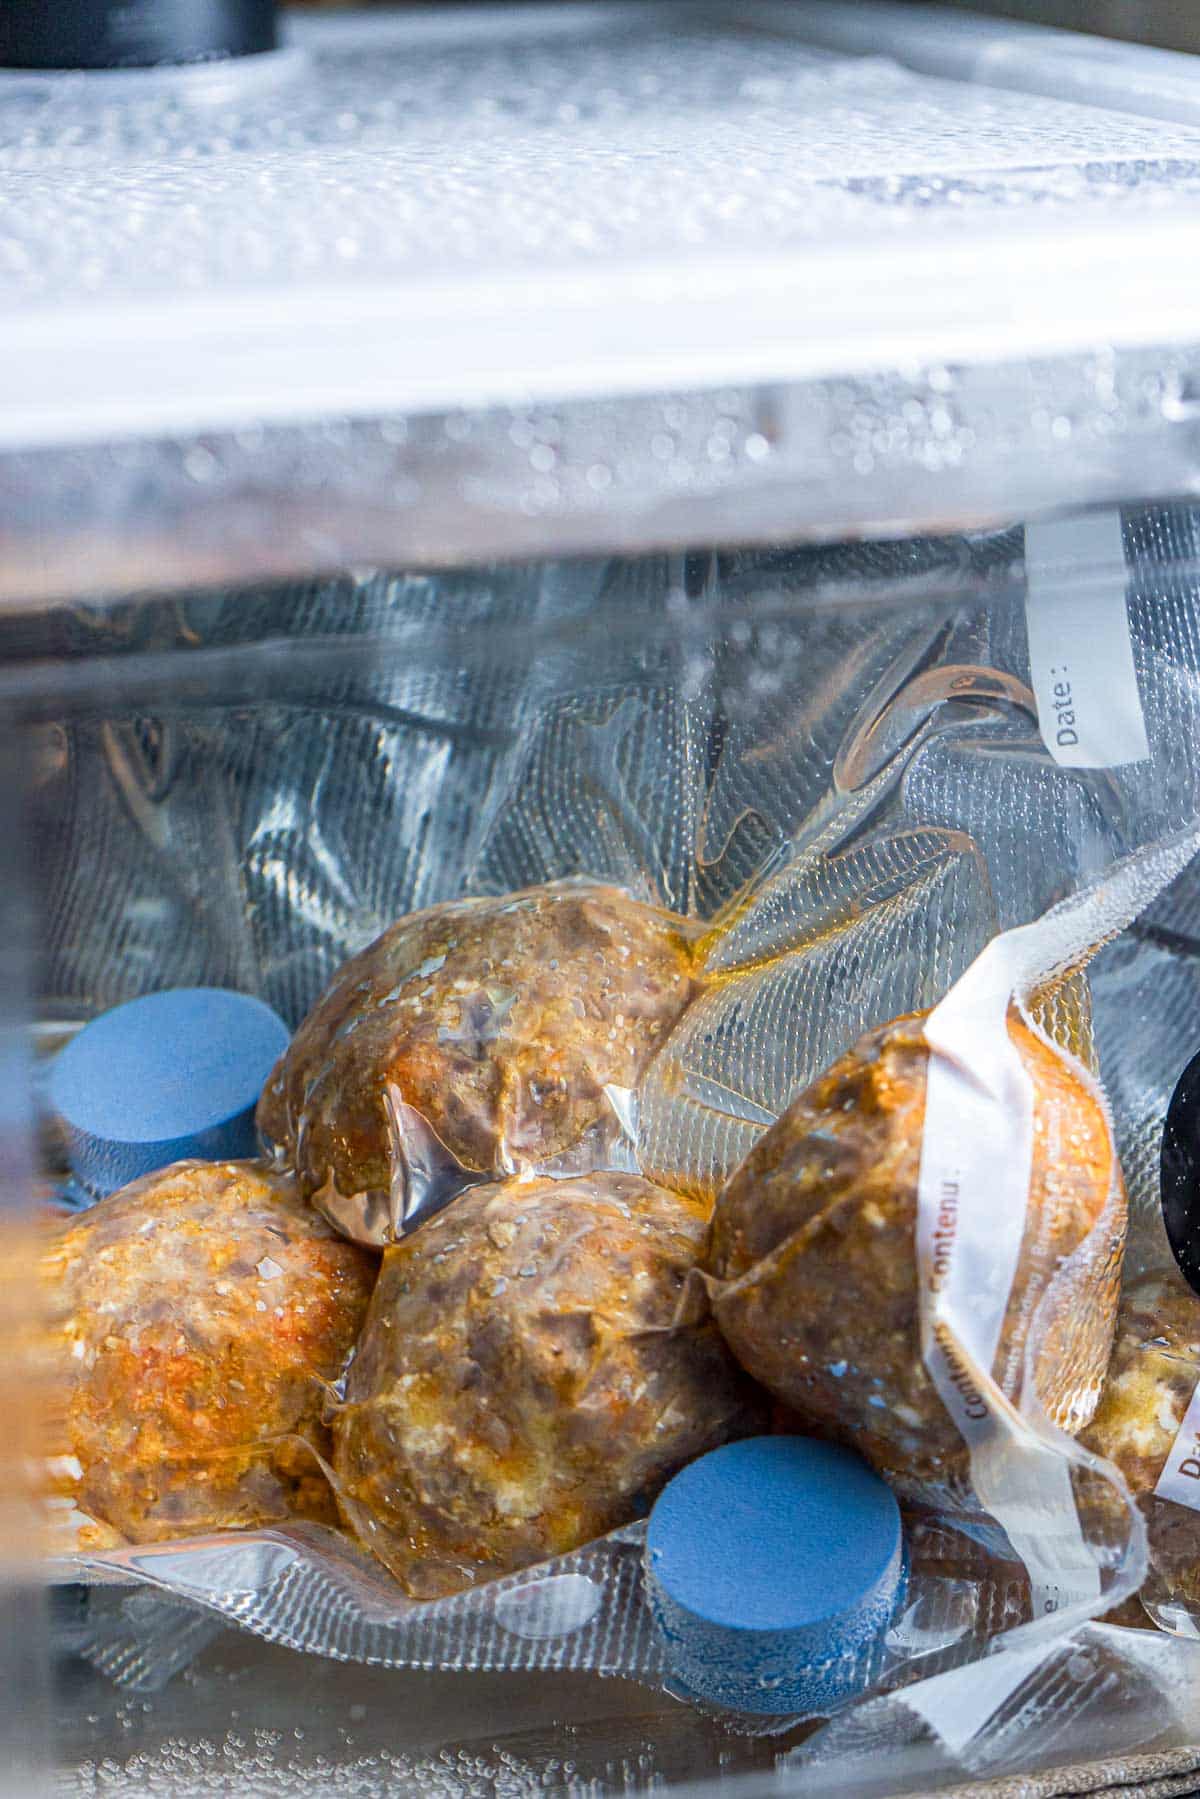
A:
645 1436 904 1715
48 988 290 1200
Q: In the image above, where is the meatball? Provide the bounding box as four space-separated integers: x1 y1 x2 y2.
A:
708 1011 1122 1500
257 881 698 1245
45 1160 376 1544
331 1172 764 1597
1081 1274 1200 1621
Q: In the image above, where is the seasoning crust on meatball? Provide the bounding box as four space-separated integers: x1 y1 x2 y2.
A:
332 1171 764 1598
45 1160 376 1544
257 881 699 1245
708 1010 1122 1500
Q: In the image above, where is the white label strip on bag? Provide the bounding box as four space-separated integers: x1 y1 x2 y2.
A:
1024 511 1149 770
916 944 1033 1400
916 930 1101 1613
1154 1376 1200 1510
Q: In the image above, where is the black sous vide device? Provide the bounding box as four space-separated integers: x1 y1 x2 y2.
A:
0 0 277 70
1163 1048 1200 1297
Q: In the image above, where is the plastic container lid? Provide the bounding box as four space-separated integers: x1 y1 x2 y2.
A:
48 987 290 1199
7 7 1200 590
6 6 1200 450
645 1436 904 1715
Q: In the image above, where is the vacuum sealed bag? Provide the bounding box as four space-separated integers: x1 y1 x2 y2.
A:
257 881 699 1245
45 1160 376 1550
1080 1271 1200 1633
707 1004 1121 1507
31 503 1200 1746
331 1171 763 1599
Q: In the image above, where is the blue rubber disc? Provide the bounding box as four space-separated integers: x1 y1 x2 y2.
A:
48 987 290 1200
645 1436 904 1715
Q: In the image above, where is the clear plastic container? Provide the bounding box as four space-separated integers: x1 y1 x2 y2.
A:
7 0 1200 600
14 6 1200 1797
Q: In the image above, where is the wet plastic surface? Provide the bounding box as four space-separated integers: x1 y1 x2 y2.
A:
51 1609 787 1795
8 7 1200 594
7 0 1200 448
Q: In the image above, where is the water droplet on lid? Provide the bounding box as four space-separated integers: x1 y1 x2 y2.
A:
183 446 217 483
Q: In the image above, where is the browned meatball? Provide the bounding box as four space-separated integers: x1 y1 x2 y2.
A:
708 1011 1123 1501
257 881 699 1244
44 1160 376 1545
331 1172 763 1597
1081 1274 1200 1622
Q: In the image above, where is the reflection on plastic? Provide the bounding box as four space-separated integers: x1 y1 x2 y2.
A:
788 1623 1200 1790
492 1574 603 1641
119 1535 300 1602
885 1581 978 1659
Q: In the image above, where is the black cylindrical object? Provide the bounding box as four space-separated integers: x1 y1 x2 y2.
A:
0 0 277 70
1163 1047 1200 1297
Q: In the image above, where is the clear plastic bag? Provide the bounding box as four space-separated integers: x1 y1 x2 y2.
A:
256 881 700 1245
695 837 1200 1651
1079 1270 1200 1635
45 1160 376 1548
35 504 1200 1730
328 1171 763 1600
